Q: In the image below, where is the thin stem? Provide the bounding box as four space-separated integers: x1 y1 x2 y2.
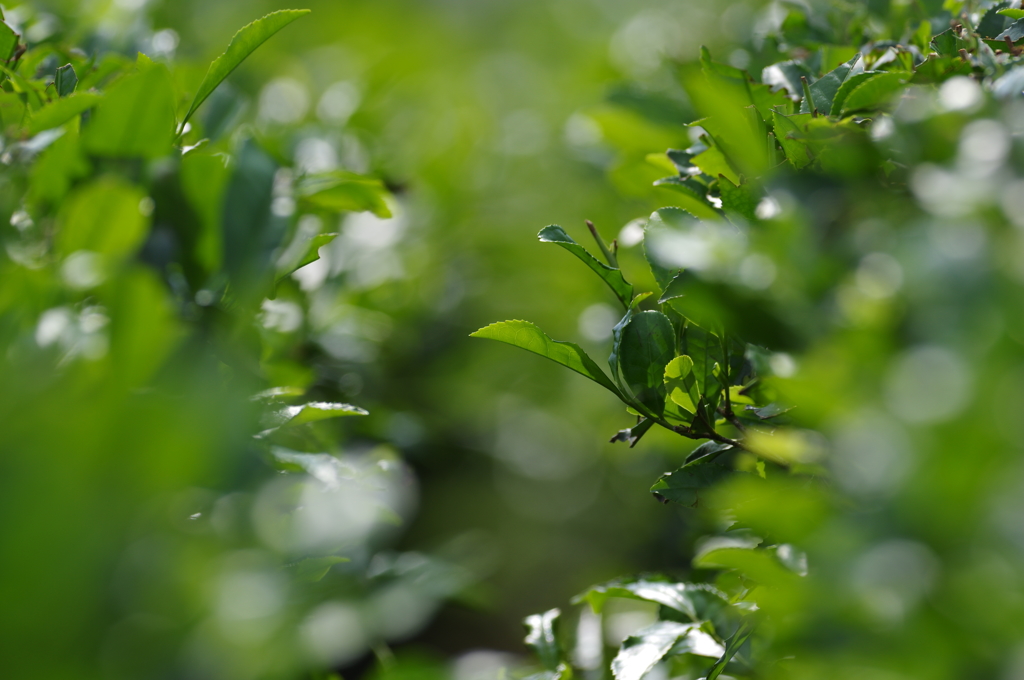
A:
586 220 619 268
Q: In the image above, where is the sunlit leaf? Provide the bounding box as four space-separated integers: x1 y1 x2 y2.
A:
471 320 624 399
524 609 562 671
277 402 369 427
296 171 392 218
180 9 311 131
26 93 100 136
538 225 633 308
612 621 724 680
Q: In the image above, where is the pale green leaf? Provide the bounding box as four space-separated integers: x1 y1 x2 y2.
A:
26 93 100 136
83 63 176 158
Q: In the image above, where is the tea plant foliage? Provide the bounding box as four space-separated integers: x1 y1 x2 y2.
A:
476 1 1024 679
0 8 467 679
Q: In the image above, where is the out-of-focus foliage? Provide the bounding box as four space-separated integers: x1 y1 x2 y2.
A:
22 0 1024 679
0 6 478 679
478 1 1024 680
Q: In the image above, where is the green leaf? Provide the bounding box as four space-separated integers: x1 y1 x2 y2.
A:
690 144 740 186
0 20 18 62
277 402 369 427
538 225 634 308
650 459 732 506
524 609 562 671
978 6 1012 39
999 9 1024 20
54 64 77 97
277 232 338 282
180 9 311 131
617 311 676 416
718 177 758 222
0 91 25 130
83 63 176 158
180 150 230 273
612 621 724 680
704 622 755 680
664 356 697 414
695 543 797 585
837 72 908 116
222 138 284 297
29 127 90 205
56 176 149 259
807 54 861 115
471 320 624 399
773 111 814 169
292 556 348 582
682 324 722 405
295 171 392 218
931 28 969 56
26 93 100 136
577 580 699 619
651 177 721 220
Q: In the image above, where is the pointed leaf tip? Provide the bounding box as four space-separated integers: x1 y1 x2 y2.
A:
538 225 633 308
471 319 623 398
180 9 311 132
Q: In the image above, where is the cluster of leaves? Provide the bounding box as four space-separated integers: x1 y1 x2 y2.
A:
476 1 1024 678
0 8 473 679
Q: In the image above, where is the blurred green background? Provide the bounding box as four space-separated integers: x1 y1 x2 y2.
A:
1 0 750 674
138 0 736 653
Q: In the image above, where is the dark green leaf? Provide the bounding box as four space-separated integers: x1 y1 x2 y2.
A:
807 54 861 114
650 459 732 506
617 311 676 416
180 9 311 131
685 440 733 465
932 28 969 55
222 138 285 297
978 4 1011 39
471 320 624 399
999 18 1024 42
539 225 633 308
54 64 77 97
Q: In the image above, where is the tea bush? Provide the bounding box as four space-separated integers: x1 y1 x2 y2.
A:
476 1 1024 679
0 8 471 679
